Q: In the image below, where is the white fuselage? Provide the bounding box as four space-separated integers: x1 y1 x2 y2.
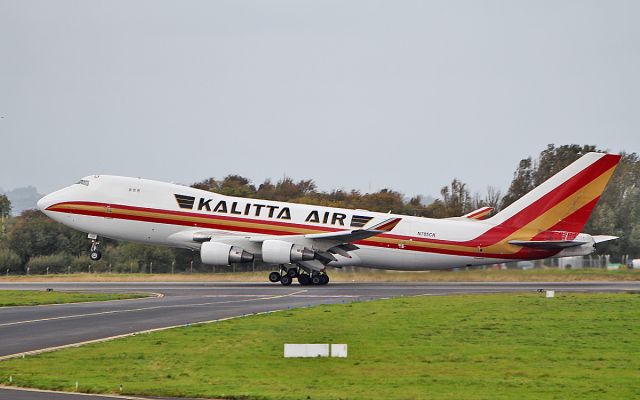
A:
37 175 566 271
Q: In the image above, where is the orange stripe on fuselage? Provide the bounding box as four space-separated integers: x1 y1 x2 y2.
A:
44 202 546 260
45 156 618 261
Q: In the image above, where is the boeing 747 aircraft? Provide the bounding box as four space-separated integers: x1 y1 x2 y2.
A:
38 152 620 285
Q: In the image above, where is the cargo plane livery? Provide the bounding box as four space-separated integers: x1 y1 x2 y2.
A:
38 152 620 285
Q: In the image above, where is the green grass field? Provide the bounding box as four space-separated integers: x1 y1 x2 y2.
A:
0 290 145 307
1 293 638 399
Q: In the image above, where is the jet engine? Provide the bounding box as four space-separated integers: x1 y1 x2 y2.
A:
200 241 254 265
261 240 315 264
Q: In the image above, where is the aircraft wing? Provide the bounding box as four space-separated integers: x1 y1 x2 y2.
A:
304 217 402 242
177 217 402 267
302 217 402 263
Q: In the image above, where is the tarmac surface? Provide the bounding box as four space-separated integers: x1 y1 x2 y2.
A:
0 280 638 399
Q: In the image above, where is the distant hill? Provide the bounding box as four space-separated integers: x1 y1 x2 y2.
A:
1 186 42 215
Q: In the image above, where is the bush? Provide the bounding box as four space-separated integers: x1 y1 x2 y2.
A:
25 253 71 274
0 249 22 273
67 256 111 273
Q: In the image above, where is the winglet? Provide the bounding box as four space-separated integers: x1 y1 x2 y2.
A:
369 217 402 232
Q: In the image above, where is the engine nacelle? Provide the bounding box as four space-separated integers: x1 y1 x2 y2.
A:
261 240 315 264
200 241 254 265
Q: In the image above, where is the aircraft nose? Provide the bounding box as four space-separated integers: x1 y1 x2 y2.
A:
37 185 80 213
37 194 52 211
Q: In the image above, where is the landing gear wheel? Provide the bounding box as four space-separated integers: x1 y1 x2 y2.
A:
287 268 298 278
280 275 292 286
268 271 281 283
320 274 329 285
89 236 101 261
297 273 310 286
311 274 322 285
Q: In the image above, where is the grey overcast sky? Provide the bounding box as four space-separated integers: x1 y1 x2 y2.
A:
1 0 639 197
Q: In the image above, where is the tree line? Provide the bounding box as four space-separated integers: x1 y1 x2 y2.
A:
0 144 638 274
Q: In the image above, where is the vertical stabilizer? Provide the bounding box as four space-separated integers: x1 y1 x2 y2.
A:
488 152 620 233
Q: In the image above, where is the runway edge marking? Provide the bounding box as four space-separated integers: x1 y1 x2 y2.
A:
0 385 151 399
0 291 313 328
0 290 306 361
0 292 164 310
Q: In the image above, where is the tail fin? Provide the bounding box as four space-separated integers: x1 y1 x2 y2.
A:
488 152 621 233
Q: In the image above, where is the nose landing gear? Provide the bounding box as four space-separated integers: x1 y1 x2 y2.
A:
88 234 101 261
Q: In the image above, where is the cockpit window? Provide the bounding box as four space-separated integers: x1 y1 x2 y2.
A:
75 179 90 186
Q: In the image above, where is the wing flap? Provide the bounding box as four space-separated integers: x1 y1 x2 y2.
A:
304 217 402 242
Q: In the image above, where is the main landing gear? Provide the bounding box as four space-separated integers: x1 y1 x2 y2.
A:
88 234 102 261
268 265 329 286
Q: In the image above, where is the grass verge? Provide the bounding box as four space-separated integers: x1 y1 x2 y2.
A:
0 290 146 307
1 293 638 399
0 268 638 282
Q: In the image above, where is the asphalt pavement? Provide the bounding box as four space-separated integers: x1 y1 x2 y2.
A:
0 280 638 399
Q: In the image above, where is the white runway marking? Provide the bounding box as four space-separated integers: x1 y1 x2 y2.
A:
0 290 306 328
291 295 360 298
203 294 287 297
204 294 361 298
0 306 295 361
0 292 164 309
0 385 148 399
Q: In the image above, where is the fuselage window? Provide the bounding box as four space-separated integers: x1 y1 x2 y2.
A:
76 180 89 186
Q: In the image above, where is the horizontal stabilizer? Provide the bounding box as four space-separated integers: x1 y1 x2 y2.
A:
593 235 618 244
508 240 587 250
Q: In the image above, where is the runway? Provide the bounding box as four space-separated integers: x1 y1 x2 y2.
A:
0 280 638 400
